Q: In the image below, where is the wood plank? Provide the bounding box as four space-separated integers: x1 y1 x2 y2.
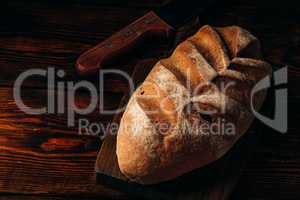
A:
0 87 122 135
0 147 125 197
0 0 299 199
0 1 149 42
0 0 159 88
0 86 124 195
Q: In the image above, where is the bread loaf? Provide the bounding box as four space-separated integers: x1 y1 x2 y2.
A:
116 25 272 184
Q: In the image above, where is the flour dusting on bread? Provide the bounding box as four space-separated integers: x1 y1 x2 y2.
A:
116 25 272 184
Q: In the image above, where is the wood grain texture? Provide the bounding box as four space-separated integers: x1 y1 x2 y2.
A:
0 0 299 199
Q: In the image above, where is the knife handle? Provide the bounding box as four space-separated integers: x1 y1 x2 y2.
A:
76 11 174 75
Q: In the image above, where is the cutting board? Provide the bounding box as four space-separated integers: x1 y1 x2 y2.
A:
94 57 265 200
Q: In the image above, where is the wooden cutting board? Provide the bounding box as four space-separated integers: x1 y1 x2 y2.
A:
94 58 265 200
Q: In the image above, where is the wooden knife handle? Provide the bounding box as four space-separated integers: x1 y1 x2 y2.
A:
76 11 174 75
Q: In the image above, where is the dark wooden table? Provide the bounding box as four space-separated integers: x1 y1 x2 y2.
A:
0 0 299 199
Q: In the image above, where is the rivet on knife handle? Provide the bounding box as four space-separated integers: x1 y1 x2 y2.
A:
76 11 174 76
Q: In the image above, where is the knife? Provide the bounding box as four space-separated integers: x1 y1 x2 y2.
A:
76 0 216 75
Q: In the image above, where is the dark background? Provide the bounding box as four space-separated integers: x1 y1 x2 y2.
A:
0 0 299 199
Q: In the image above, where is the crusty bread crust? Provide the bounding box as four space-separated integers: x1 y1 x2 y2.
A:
116 25 272 184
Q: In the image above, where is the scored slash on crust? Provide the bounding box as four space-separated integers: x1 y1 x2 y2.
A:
116 25 272 185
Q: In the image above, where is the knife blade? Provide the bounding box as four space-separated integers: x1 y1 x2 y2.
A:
76 0 216 75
